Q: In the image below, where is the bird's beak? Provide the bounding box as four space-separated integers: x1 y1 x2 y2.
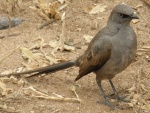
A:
130 13 139 19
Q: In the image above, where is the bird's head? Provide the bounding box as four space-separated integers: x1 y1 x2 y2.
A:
109 3 139 24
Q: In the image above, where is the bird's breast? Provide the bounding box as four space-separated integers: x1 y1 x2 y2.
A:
95 29 137 80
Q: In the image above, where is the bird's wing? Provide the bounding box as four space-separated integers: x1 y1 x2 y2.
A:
75 37 112 81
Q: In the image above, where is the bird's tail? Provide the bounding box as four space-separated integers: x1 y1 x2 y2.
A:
0 60 75 77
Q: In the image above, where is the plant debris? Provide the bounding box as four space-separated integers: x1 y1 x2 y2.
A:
89 4 107 14
83 34 93 43
0 80 8 96
29 0 61 20
24 86 81 103
0 0 23 15
126 71 150 112
49 39 75 57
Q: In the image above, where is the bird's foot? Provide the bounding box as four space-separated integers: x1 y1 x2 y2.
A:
97 99 123 110
116 95 129 102
108 94 129 102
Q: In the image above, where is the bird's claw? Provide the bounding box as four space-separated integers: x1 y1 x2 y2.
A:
108 94 130 102
116 95 130 102
97 99 124 110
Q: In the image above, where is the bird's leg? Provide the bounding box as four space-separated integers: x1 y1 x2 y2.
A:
96 77 114 109
109 80 128 102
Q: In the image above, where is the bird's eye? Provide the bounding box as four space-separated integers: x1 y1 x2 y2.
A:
119 13 124 17
119 13 129 18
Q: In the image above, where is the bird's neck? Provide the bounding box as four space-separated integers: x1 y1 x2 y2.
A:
107 20 130 30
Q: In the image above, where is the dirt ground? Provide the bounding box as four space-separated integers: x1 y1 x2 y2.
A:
0 0 150 113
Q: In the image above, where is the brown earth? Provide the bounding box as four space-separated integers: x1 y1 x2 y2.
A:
0 0 150 113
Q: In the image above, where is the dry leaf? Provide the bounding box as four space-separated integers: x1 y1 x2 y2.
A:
139 98 147 104
146 104 150 111
0 70 13 75
32 53 43 60
17 79 25 86
83 35 93 43
142 45 150 49
23 89 32 96
59 4 68 11
0 104 7 109
0 80 7 96
10 76 18 84
133 94 140 100
110 99 117 102
138 48 150 52
132 19 140 24
30 44 41 50
127 84 136 92
57 0 66 4
140 84 148 92
131 99 138 105
49 39 58 48
64 44 75 51
49 39 75 51
0 77 10 83
30 43 48 50
89 4 107 14
136 52 143 56
141 105 147 110
128 102 134 107
30 0 61 20
61 12 66 21
20 47 36 61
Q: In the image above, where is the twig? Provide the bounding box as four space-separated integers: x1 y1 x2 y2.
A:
51 15 66 57
28 86 49 97
0 33 20 39
138 49 150 52
33 95 81 103
27 86 81 103
70 85 80 99
38 19 55 29
38 37 58 64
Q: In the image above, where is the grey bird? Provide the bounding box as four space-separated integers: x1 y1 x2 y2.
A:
0 16 24 30
1 4 139 109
